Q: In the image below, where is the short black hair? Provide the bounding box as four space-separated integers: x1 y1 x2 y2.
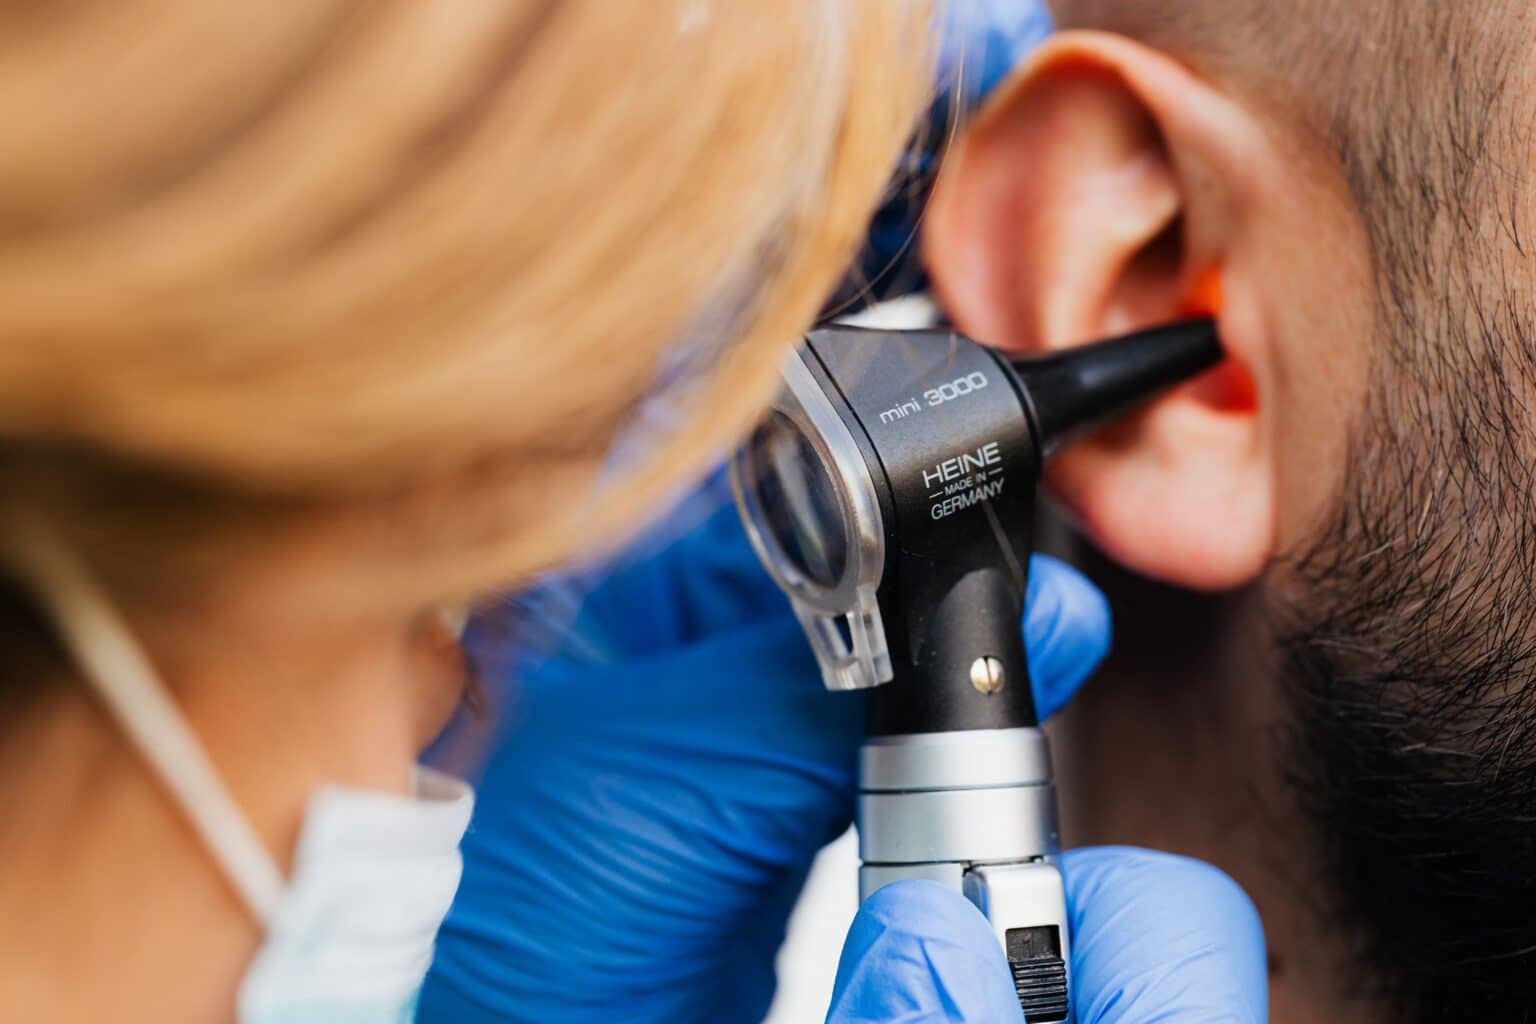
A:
1054 4 1517 223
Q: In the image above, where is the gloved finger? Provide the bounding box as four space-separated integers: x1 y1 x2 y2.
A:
1063 847 1268 1024
826 880 1025 1024
1026 554 1113 722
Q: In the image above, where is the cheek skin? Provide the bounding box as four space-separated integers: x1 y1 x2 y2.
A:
1246 178 1374 555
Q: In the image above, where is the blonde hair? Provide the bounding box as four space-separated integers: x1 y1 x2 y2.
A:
0 2 930 610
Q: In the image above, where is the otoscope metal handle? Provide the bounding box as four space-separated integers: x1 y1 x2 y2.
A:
858 727 1073 1022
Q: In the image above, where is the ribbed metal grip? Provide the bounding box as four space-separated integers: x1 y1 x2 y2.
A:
1011 955 1069 1022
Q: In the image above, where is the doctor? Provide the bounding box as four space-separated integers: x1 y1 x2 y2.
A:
0 2 1262 1021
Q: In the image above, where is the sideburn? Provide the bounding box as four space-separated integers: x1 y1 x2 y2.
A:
1271 396 1536 1023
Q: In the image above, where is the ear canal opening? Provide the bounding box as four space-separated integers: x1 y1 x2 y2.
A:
1113 214 1188 329
1139 215 1185 281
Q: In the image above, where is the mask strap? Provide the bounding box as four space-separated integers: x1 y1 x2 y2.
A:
1 518 284 924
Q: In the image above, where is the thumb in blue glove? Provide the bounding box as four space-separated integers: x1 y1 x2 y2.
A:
827 880 1028 1023
1064 847 1268 1023
826 849 1268 1023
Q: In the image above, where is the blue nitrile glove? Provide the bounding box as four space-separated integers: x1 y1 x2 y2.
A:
418 488 1110 1023
826 851 1267 1023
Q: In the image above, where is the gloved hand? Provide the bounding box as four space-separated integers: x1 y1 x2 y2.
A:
826 852 1268 1023
417 485 1111 1024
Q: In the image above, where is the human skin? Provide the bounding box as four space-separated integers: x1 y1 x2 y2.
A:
1046 545 1376 1024
922 31 1395 1024
0 522 470 1021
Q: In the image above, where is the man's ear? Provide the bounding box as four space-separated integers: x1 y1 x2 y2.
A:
925 32 1277 591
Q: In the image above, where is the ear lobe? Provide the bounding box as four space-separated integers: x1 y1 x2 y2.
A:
924 34 1276 591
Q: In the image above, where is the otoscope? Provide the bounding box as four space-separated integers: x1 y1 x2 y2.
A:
730 317 1221 1022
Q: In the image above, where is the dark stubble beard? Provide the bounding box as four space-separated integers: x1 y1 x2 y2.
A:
1272 418 1536 1020
1269 250 1536 1022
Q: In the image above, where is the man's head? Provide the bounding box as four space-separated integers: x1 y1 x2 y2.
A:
925 4 1536 1020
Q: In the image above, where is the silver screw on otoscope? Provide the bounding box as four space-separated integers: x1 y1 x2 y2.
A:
970 656 1006 695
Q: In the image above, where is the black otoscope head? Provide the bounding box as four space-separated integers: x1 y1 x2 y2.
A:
732 317 1222 737
865 317 1221 737
1013 320 1225 457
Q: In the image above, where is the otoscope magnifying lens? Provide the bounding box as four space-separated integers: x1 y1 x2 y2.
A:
744 412 849 590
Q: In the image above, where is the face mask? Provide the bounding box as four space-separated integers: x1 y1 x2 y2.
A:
5 522 474 1023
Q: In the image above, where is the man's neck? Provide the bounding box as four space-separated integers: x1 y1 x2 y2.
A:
1050 538 1387 1024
